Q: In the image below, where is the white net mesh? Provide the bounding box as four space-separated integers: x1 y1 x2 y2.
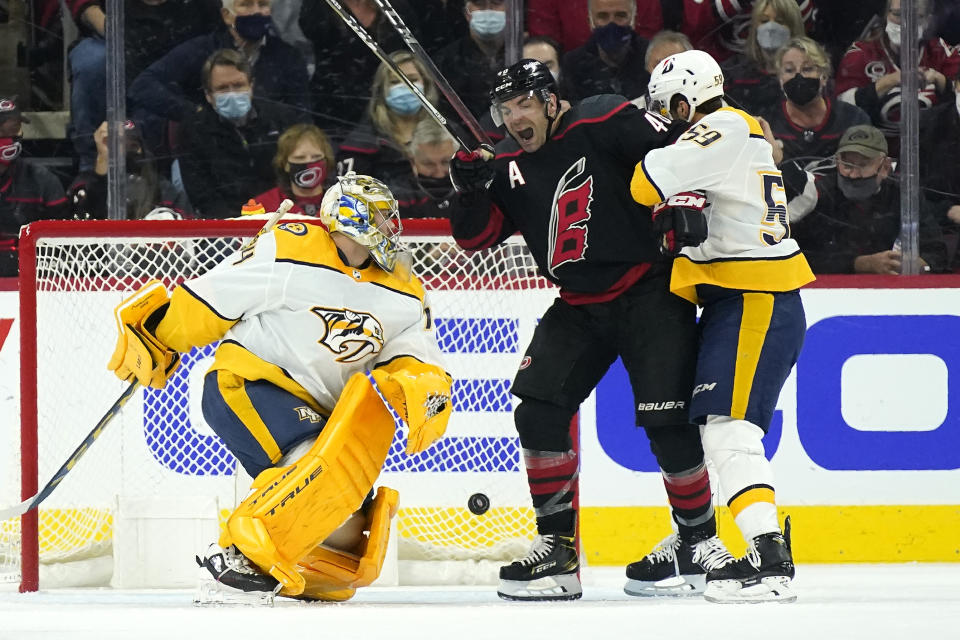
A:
2 222 561 588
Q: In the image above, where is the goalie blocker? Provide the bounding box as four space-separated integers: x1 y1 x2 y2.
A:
107 175 452 602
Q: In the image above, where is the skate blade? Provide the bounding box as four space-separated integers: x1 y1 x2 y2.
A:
194 577 278 607
497 574 583 601
703 576 796 604
624 574 705 597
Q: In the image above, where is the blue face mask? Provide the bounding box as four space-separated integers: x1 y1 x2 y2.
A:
234 13 272 41
385 84 423 115
594 22 633 55
470 10 506 38
214 91 252 120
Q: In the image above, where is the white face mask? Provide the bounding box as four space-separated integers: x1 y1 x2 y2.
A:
956 91 960 117
885 19 925 48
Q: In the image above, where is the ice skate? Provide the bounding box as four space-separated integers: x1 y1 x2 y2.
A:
704 516 796 604
624 533 734 596
497 531 582 601
194 543 281 606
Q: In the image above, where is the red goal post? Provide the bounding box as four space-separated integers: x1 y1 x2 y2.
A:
4 218 578 591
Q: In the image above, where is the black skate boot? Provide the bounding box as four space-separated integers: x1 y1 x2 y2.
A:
624 533 735 597
195 543 281 605
704 516 796 604
497 531 582 601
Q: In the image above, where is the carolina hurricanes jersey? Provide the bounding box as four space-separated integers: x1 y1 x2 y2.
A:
155 221 444 413
451 94 683 304
835 37 960 135
632 107 815 304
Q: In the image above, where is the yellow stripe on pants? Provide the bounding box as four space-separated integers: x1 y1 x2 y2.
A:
731 292 775 420
217 370 283 464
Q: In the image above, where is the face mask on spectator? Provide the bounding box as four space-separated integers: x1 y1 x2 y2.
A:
837 174 880 201
886 20 925 48
783 74 821 106
0 135 22 166
594 22 633 56
235 13 272 41
757 21 791 51
418 174 455 200
289 160 327 189
385 84 423 115
470 10 506 38
956 91 960 117
214 91 253 120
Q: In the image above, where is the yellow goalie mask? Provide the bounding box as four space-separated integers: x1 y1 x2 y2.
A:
320 172 407 273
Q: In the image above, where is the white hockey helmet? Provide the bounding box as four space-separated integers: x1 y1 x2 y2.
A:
320 172 405 272
647 50 724 121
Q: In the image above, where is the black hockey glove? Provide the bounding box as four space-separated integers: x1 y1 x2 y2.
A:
450 145 495 193
651 191 708 255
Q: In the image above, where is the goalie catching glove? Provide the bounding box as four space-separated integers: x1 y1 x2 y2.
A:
107 280 180 388
370 360 453 455
651 191 708 255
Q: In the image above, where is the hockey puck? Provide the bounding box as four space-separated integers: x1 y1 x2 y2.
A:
467 493 490 515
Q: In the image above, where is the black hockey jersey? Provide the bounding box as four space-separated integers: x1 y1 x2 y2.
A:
451 95 682 303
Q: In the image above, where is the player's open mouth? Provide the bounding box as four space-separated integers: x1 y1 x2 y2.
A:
516 127 535 141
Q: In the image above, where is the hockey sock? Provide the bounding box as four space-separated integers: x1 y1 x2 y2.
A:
701 415 780 541
523 448 578 534
661 463 716 542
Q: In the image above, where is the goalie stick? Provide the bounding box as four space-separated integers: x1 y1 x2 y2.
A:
370 0 493 148
3 200 295 522
322 0 485 151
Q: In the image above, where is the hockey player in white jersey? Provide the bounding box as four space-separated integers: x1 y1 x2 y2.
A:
630 50 815 604
107 173 452 603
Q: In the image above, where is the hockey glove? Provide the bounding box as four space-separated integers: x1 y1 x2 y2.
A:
651 191 708 255
450 145 495 193
370 362 453 455
108 280 181 388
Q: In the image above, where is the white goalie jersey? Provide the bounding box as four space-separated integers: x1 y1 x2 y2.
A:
631 107 815 303
155 221 445 413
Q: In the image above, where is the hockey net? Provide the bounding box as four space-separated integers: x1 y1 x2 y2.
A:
1 218 568 591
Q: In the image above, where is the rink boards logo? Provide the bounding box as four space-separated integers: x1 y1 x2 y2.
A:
311 306 385 363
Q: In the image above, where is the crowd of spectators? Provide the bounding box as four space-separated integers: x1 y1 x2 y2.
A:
3 0 960 276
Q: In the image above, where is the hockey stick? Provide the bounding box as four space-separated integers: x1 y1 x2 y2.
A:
371 0 493 148
0 201 294 523
0 380 140 521
322 0 477 151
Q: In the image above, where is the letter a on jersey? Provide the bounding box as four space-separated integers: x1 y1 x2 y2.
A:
508 160 526 189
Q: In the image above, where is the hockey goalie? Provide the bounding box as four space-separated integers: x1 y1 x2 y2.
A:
107 174 452 602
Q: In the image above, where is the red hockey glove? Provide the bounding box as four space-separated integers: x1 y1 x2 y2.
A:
651 191 708 255
450 145 495 193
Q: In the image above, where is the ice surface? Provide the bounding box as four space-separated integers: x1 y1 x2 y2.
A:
0 564 957 640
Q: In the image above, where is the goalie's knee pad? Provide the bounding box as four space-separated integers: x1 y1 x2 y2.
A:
287 485 399 602
221 372 397 596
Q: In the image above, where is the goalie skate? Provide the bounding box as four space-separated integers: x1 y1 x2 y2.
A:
704 517 796 604
497 532 582 601
624 533 734 597
194 543 281 606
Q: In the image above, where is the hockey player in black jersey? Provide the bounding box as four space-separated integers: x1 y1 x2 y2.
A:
449 59 735 601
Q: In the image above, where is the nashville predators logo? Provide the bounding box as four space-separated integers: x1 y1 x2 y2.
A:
311 306 385 362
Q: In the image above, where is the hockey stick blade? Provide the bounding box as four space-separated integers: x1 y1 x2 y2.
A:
372 0 493 148
0 380 140 521
321 0 475 151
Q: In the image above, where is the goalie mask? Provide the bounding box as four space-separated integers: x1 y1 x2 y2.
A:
647 50 724 122
320 172 407 273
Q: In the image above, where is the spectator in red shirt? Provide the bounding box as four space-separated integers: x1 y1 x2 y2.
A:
254 123 335 218
0 99 69 276
835 0 960 151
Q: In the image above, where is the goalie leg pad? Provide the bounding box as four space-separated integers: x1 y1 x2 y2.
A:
285 486 400 602
220 372 397 595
